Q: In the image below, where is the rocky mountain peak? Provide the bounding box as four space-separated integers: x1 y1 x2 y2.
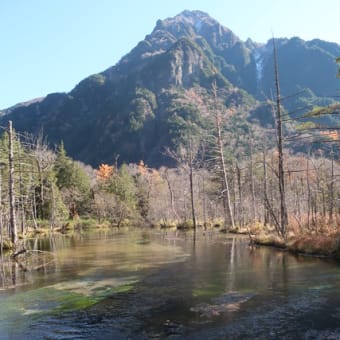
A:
109 10 241 80
156 10 216 32
154 10 240 49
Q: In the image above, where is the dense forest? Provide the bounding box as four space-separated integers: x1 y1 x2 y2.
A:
2 76 340 258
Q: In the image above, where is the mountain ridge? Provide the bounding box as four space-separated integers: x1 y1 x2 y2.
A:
1 10 339 166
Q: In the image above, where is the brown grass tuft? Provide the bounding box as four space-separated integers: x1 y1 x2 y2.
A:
288 234 339 257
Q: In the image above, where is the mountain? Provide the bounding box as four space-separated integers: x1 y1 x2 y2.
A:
1 10 339 166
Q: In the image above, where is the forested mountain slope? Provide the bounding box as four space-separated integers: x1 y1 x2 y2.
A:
1 10 339 166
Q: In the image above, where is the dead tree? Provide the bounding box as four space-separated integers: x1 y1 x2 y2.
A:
249 138 256 223
273 39 288 239
165 136 200 232
188 139 197 231
328 148 335 224
212 81 235 230
8 121 17 250
164 169 180 222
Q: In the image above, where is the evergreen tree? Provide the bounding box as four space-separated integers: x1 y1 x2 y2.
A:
54 142 91 218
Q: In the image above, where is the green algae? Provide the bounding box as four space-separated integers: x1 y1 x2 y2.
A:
0 276 137 334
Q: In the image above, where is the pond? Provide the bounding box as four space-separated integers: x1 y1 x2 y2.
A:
1 228 340 339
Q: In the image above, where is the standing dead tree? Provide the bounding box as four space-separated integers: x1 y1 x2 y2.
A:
165 135 201 232
8 121 17 251
273 39 288 239
212 81 235 230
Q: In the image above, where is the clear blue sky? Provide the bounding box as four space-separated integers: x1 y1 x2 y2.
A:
1 0 339 109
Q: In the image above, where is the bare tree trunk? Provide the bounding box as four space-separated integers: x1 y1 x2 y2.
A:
262 145 269 226
321 187 326 217
232 166 237 225
183 189 188 222
250 139 256 223
18 147 25 234
31 200 38 230
263 146 280 232
50 183 55 230
329 149 334 224
212 82 235 230
188 140 197 232
236 162 244 227
31 179 38 230
293 177 302 230
273 39 288 239
164 169 179 221
218 120 235 229
37 162 44 219
312 195 317 227
8 121 18 250
306 157 311 229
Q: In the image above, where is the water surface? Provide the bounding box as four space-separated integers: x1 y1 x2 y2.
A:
1 228 340 339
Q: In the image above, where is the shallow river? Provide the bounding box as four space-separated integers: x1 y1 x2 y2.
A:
1 228 340 339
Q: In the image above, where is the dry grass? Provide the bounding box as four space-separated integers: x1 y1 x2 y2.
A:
243 220 340 258
287 234 340 257
0 239 13 252
287 214 340 257
288 213 340 235
253 233 286 249
229 226 249 235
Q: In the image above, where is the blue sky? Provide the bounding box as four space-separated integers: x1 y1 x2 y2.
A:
1 0 339 109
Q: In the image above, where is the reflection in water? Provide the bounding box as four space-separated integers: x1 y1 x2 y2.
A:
0 229 340 339
227 236 235 292
11 262 16 286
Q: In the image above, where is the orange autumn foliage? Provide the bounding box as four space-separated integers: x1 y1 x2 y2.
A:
138 160 147 175
137 161 162 184
96 163 114 180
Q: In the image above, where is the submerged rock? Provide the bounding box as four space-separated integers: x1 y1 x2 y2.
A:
190 292 254 318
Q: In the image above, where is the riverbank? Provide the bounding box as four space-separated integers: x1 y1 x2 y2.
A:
0 218 118 254
3 218 340 262
247 225 340 260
